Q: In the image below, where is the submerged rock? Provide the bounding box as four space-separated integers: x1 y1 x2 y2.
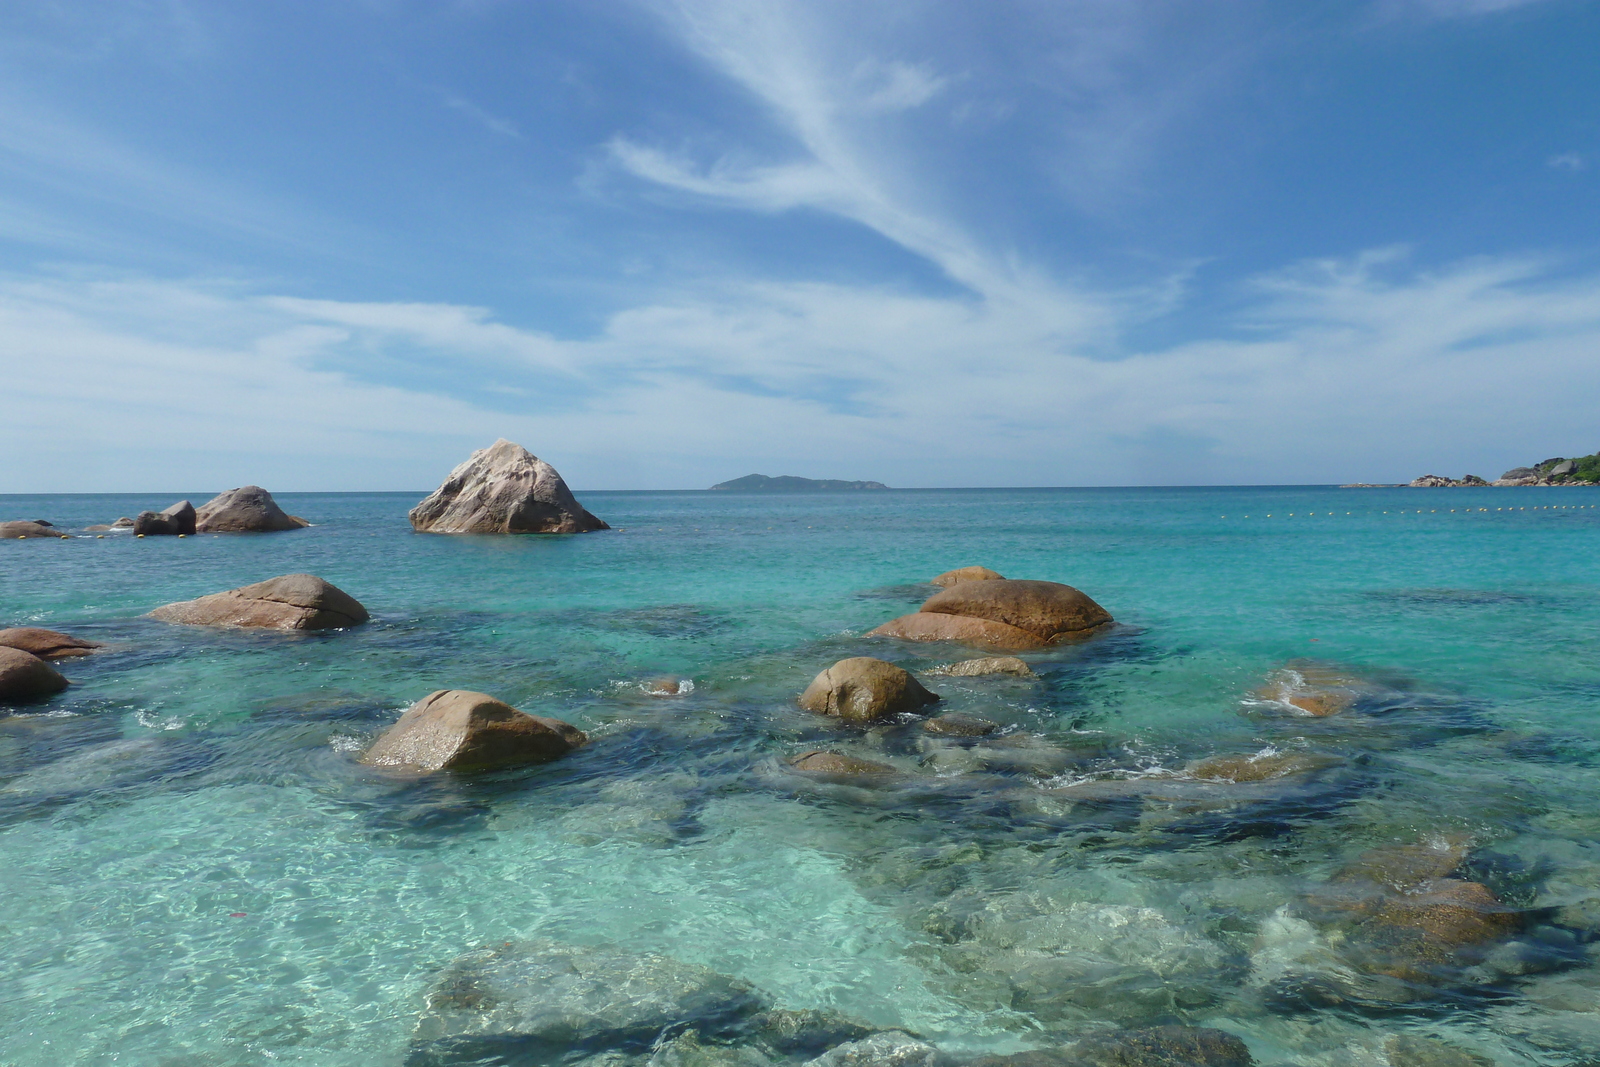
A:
931 566 1004 587
748 1009 874 1056
0 647 69 701
195 486 308 533
1070 1026 1253 1067
921 713 999 737
410 438 608 534
148 573 368 630
132 500 196 536
868 613 1048 652
799 658 939 723
0 627 99 659
926 657 1034 678
1383 1034 1494 1067
364 690 586 773
409 940 765 1066
1186 751 1339 783
790 751 896 777
1250 662 1373 717
0 521 62 539
800 1032 940 1067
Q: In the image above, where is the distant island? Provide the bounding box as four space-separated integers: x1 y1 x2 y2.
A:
709 474 890 491
1401 451 1600 488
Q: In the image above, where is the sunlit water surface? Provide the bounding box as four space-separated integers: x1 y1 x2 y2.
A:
3 487 1600 1067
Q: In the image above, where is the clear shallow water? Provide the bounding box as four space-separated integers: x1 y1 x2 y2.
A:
2 487 1599 1066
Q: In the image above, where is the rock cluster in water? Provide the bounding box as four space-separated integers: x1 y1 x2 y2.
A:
411 438 609 534
132 500 196 536
1408 452 1600 487
195 485 309 532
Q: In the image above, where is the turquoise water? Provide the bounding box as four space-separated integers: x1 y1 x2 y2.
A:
3 486 1600 1066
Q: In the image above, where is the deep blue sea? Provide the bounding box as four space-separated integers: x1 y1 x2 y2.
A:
3 487 1600 1067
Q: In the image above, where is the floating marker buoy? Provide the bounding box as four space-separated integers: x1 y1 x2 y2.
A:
60 535 69 540
137 533 145 538
178 534 186 538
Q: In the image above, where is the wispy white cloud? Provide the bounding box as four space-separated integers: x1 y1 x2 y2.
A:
1548 152 1586 171
440 90 523 138
6 250 1600 491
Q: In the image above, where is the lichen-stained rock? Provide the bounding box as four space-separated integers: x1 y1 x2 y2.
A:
410 439 608 534
919 580 1112 642
0 647 70 701
790 751 896 777
363 690 585 773
194 486 308 533
148 573 368 630
930 566 1004 587
0 627 99 659
868 613 1048 652
408 940 765 1066
798 657 939 723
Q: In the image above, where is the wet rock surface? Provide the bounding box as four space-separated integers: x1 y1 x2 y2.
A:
920 581 1112 642
790 750 897 776
868 613 1049 651
926 658 1033 678
0 647 70 702
408 940 766 1066
411 438 608 534
148 573 368 630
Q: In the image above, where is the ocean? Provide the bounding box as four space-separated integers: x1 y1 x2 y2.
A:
2 486 1599 1066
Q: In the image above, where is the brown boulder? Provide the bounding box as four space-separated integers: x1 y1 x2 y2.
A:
798 657 939 722
362 689 586 772
931 566 1005 587
410 439 607 534
148 573 368 630
1334 837 1471 894
0 628 99 659
195 486 308 533
868 612 1048 651
927 656 1034 677
0 521 62 539
1252 662 1370 717
789 750 896 776
920 579 1112 641
133 500 196 536
0 647 70 701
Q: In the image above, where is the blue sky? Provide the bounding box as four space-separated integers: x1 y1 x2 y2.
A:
2 0 1597 490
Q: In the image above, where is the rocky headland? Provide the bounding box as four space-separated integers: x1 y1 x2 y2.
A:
1404 451 1600 487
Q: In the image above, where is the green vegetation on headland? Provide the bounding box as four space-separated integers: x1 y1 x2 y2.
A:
709 474 890 491
1406 451 1600 487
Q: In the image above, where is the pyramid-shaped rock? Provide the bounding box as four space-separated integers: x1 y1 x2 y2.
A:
409 439 608 534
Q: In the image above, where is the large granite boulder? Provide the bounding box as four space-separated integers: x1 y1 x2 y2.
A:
132 500 196 536
195 486 308 533
0 647 70 701
1409 475 1457 488
410 439 608 534
409 940 765 1066
363 689 585 773
868 613 1048 651
1495 467 1541 487
799 657 938 723
0 521 62 539
148 573 367 630
931 566 1004 587
0 627 99 659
